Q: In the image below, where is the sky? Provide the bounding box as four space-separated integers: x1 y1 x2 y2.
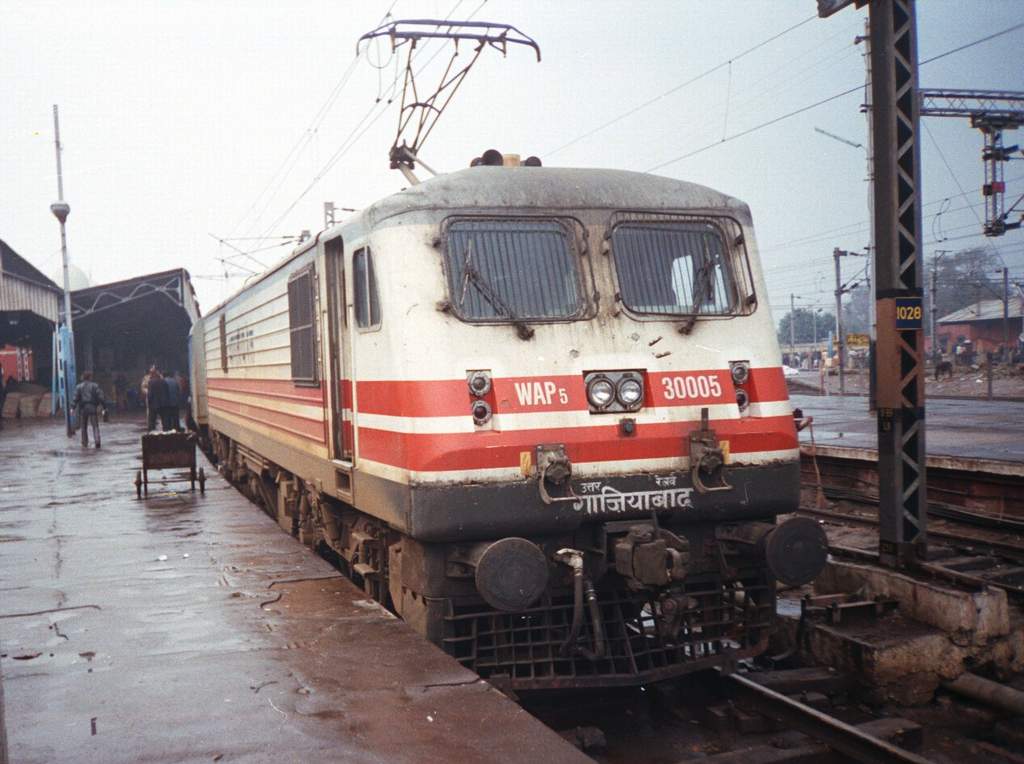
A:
2 0 1023 320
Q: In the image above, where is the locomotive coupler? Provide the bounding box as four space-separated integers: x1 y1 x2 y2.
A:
689 407 733 494
536 444 580 504
613 524 690 590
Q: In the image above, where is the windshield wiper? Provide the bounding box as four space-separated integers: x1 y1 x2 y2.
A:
678 254 714 336
458 240 535 340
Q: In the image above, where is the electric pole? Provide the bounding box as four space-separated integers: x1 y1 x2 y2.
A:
930 264 938 359
1004 266 1011 360
51 106 73 335
49 104 75 438
790 293 797 358
833 249 846 394
861 17 878 412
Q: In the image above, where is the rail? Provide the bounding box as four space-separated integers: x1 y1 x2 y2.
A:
720 671 932 764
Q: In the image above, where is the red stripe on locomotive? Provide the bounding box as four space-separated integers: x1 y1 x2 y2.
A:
208 377 325 404
354 367 787 419
744 367 788 403
208 394 326 443
357 415 797 472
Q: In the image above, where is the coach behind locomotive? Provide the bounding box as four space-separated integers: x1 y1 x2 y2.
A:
190 161 826 691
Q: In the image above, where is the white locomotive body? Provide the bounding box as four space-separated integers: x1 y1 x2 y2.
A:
191 166 823 690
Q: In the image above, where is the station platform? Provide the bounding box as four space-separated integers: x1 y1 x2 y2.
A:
0 417 588 764
790 393 1024 471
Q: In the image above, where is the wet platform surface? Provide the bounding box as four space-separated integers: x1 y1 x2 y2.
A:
0 417 587 764
790 393 1024 467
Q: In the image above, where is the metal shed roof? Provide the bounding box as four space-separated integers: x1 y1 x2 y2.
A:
71 268 201 327
0 238 61 323
938 294 1023 324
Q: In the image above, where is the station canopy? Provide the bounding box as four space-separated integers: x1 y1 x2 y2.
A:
70 269 201 384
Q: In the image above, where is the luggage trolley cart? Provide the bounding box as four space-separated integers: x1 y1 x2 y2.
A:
135 432 206 498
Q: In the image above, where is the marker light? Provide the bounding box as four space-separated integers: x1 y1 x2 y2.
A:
468 371 492 397
735 388 750 411
472 400 493 425
730 361 750 386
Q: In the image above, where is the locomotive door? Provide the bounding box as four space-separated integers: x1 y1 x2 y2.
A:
324 237 352 463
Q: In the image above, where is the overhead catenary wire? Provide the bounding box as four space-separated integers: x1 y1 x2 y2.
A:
229 0 402 241
922 120 1008 268
647 84 866 171
919 20 1024 66
759 172 1024 265
645 21 1024 173
254 0 488 246
763 206 1024 276
543 13 821 159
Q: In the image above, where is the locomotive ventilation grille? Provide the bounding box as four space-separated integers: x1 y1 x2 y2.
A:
442 572 773 690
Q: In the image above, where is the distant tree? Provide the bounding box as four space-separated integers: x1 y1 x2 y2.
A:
808 248 1000 339
927 247 1002 321
777 308 837 346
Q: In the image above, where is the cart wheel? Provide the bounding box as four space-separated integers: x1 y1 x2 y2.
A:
199 467 206 495
135 470 142 499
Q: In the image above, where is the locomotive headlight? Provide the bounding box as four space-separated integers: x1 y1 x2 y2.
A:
587 378 615 409
730 361 750 386
617 377 643 409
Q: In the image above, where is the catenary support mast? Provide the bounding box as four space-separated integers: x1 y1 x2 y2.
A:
869 0 928 567
819 0 928 568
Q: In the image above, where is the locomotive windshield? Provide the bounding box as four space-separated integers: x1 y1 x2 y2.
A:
611 222 736 316
445 219 582 321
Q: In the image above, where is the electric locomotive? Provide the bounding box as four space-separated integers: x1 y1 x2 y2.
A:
190 157 826 691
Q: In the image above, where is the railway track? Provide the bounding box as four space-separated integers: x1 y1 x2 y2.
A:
799 503 1024 600
713 670 930 764
798 446 1024 599
524 664 1000 762
801 445 1024 519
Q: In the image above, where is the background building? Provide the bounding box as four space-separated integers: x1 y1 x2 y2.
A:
0 239 60 384
935 294 1024 357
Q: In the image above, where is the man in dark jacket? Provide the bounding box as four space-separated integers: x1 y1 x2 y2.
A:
73 370 107 448
147 368 167 431
163 371 181 431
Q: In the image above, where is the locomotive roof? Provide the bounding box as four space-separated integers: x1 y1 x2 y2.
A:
205 167 750 316
361 166 751 226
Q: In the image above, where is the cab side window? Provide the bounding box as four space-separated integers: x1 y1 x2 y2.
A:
219 314 228 373
287 265 317 384
353 248 381 329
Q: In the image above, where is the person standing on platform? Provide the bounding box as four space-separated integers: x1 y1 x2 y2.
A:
163 371 181 431
146 367 167 431
73 370 107 448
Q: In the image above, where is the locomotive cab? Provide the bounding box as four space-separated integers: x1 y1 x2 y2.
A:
193 166 824 691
